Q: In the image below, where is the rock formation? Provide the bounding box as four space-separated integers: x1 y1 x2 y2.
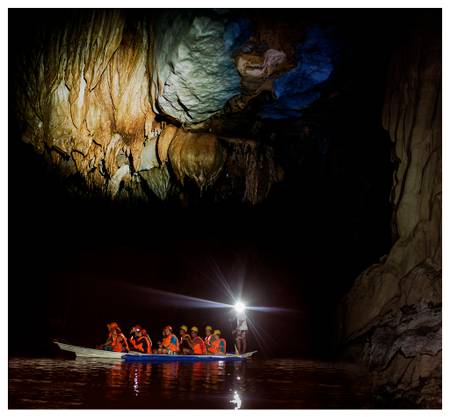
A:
168 130 225 192
14 10 324 205
339 27 441 408
149 11 243 125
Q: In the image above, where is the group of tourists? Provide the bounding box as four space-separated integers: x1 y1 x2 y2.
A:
98 322 227 355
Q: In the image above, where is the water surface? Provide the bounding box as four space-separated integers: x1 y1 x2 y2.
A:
9 357 374 409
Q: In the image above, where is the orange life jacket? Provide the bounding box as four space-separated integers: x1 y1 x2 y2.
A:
131 335 152 353
162 333 179 352
212 337 226 355
110 332 129 352
192 335 206 355
205 334 219 354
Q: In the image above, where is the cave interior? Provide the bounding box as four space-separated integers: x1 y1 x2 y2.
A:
8 8 441 407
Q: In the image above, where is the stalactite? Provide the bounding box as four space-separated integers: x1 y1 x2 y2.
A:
139 163 172 200
168 131 225 192
157 125 178 164
223 139 279 204
16 11 155 198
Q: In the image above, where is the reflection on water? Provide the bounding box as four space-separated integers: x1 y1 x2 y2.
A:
230 391 242 409
9 357 373 409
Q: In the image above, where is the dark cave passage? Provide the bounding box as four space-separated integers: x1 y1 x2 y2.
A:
10 109 394 360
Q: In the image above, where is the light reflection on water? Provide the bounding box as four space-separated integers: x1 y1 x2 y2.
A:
230 391 242 409
9 357 373 409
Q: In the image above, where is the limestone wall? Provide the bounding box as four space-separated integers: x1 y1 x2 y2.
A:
339 27 441 408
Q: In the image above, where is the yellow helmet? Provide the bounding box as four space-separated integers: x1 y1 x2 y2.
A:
214 329 221 335
180 325 188 331
205 325 213 331
191 326 199 333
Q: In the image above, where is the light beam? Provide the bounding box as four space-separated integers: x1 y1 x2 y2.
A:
234 301 246 313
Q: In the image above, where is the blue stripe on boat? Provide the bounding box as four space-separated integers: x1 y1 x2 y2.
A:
123 352 254 362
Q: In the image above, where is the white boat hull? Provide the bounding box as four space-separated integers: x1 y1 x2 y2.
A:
55 341 257 362
54 342 126 359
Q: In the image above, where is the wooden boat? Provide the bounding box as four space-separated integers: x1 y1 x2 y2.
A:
55 341 257 362
123 351 257 362
54 341 128 359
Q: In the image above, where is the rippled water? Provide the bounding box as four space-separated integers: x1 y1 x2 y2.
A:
9 357 374 409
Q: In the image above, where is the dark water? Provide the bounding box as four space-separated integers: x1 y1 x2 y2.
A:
9 357 374 409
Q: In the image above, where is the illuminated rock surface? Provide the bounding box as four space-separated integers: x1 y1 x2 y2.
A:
168 131 225 191
340 28 441 408
260 26 340 119
15 10 319 204
150 11 244 125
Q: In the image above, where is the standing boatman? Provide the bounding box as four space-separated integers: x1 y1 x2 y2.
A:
234 302 248 354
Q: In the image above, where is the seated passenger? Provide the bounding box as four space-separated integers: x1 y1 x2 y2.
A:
100 322 129 352
129 324 140 348
179 325 194 354
204 325 219 354
156 325 179 354
129 325 152 353
190 326 206 355
212 329 227 355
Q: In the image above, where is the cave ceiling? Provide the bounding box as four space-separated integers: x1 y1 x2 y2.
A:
13 9 379 205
